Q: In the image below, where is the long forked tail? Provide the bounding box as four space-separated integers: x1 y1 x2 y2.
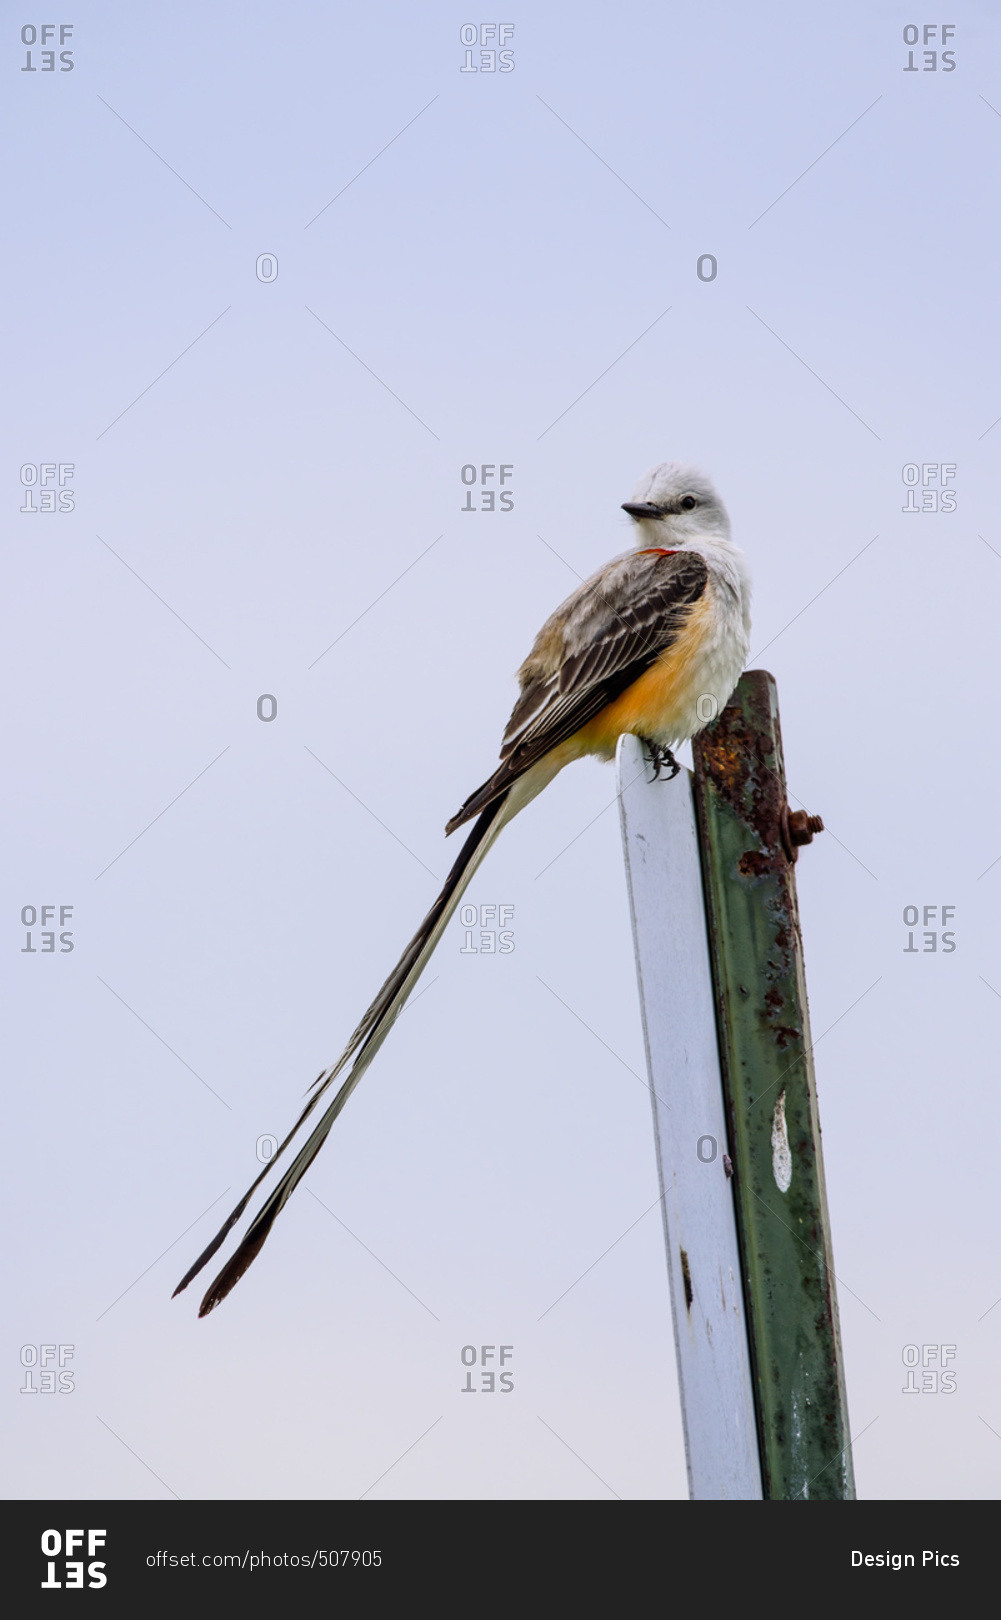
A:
174 789 514 1316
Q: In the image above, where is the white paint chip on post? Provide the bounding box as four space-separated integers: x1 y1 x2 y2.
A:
771 1091 792 1194
617 735 761 1499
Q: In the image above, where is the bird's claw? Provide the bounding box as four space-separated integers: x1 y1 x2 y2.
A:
641 739 680 781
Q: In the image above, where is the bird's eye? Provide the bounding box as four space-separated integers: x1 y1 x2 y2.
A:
680 495 698 511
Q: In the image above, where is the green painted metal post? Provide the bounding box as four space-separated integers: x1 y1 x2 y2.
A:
691 670 854 1500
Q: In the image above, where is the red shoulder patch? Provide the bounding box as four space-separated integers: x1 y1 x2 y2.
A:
637 547 677 556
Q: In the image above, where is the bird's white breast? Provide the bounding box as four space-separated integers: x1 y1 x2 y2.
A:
661 538 751 745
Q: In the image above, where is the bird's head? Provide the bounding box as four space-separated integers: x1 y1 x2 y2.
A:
622 461 730 545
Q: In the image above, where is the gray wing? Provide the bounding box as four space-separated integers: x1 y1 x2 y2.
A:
446 547 708 832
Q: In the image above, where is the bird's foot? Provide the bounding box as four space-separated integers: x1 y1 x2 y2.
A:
641 739 680 781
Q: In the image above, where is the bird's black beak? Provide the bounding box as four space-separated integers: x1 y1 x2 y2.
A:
622 502 661 520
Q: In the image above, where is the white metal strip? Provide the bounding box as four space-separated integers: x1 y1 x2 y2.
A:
617 734 761 1499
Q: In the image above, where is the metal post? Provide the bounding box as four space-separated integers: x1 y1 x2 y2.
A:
617 736 762 1499
692 670 853 1499
618 671 854 1499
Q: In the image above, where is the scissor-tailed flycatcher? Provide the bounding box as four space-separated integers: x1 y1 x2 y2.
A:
175 461 751 1314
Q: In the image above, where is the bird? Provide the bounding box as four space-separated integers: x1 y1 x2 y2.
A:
174 460 752 1314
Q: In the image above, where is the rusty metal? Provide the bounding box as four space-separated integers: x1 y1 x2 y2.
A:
780 807 825 862
691 670 854 1499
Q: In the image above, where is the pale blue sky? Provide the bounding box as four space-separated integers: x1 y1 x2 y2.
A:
3 0 1001 1499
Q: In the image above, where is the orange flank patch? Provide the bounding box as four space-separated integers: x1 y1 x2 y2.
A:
575 587 715 759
